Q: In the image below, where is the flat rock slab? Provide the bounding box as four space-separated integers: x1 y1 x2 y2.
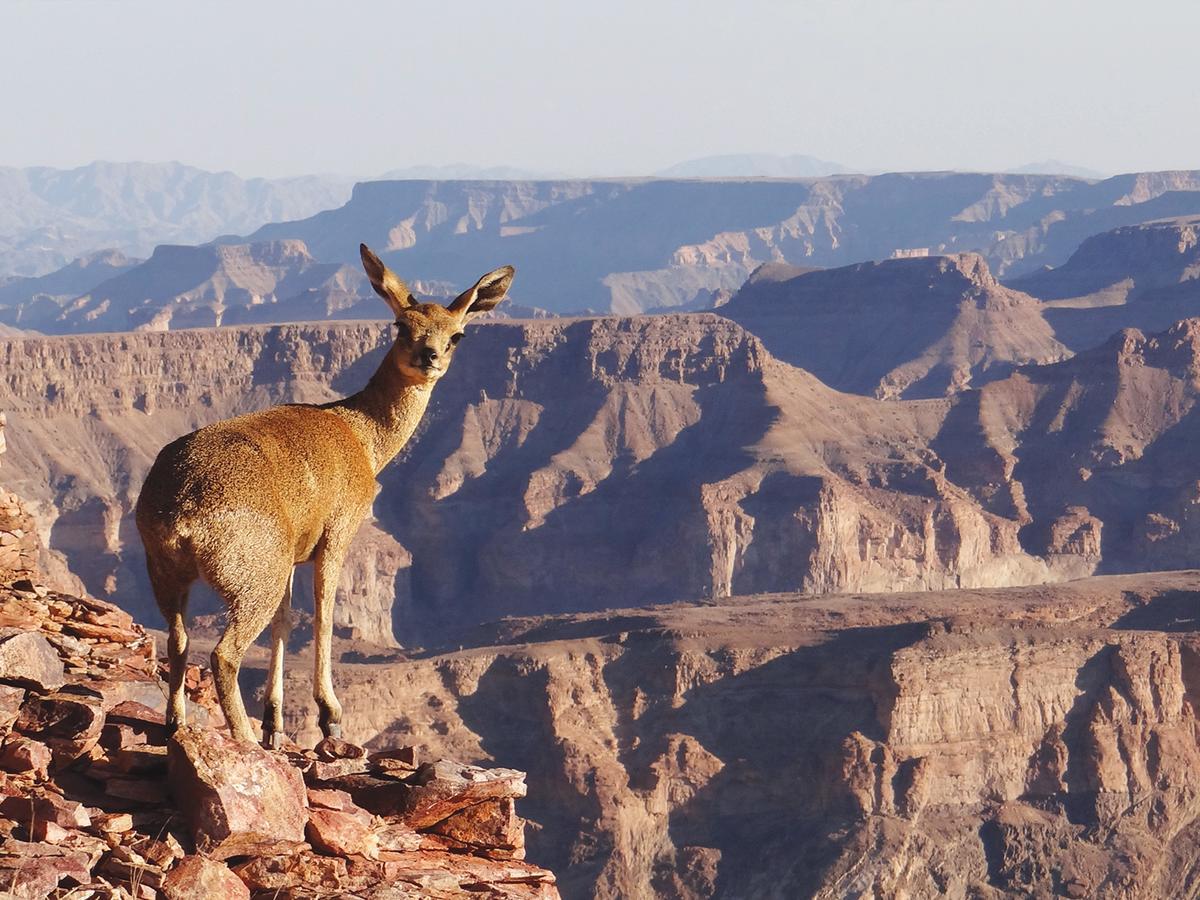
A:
397 760 527 830
168 725 308 859
0 631 65 691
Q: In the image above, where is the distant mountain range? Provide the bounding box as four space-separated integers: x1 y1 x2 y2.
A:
0 161 355 277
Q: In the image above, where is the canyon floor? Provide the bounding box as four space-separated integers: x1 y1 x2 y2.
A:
147 568 1200 899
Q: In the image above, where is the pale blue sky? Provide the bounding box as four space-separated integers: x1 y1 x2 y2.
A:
2 0 1196 178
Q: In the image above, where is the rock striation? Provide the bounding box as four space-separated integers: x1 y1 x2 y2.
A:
0 311 1154 644
270 570 1200 899
722 252 1070 398
0 561 558 897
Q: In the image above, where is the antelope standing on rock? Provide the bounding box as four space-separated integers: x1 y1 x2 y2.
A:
136 245 514 746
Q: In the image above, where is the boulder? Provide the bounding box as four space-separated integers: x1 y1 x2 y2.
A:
0 735 52 778
0 631 65 691
429 797 524 857
392 760 527 829
167 725 307 859
13 691 104 765
232 852 350 893
306 806 378 858
161 854 250 900
0 791 91 828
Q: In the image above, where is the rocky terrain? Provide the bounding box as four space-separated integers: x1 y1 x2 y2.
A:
9 301 1200 646
263 569 1200 899
8 170 1200 329
11 307 1200 644
722 252 1070 398
1012 217 1200 350
5 240 373 334
0 161 355 277
0 473 558 898
231 171 1200 314
0 314 1101 645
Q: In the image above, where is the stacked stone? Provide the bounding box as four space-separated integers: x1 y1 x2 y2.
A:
0 488 43 577
0 575 559 898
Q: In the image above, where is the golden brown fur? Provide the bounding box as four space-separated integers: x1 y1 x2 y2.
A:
136 245 513 745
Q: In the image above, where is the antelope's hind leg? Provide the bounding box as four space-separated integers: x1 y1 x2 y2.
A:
209 561 293 745
146 559 192 735
261 570 293 750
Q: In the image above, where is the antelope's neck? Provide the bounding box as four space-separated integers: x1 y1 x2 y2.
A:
329 356 434 475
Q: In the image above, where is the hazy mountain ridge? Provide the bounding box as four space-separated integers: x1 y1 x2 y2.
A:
8 169 1200 328
231 171 1200 315
0 161 355 277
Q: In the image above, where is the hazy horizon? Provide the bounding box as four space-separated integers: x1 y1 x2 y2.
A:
2 0 1197 179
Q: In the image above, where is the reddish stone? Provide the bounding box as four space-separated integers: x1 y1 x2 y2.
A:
90 811 134 834
429 797 524 856
306 786 356 810
13 691 105 766
0 631 65 691
30 819 71 843
106 699 167 737
232 852 349 892
0 851 92 898
0 792 91 828
0 683 25 727
390 759 526 829
88 743 168 776
370 745 419 767
103 775 169 806
162 854 250 900
374 821 423 853
309 755 371 782
0 735 52 779
62 618 141 643
168 725 308 859
306 806 377 858
314 735 365 761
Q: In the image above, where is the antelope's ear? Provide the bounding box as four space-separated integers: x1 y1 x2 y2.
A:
446 266 515 319
360 243 415 315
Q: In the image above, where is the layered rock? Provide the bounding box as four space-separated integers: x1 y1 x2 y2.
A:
267 570 1200 899
0 316 1102 643
0 565 558 898
722 252 1070 398
1011 218 1200 350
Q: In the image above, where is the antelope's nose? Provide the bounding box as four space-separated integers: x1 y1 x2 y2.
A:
421 347 440 365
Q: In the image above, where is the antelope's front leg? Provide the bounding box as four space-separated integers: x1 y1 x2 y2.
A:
312 544 346 739
262 571 293 749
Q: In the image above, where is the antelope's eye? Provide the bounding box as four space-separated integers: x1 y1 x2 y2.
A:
449 332 464 345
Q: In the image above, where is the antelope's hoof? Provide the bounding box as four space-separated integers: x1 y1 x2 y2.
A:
263 730 285 751
323 722 342 740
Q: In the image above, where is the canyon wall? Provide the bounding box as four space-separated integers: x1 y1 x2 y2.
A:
270 571 1200 899
0 316 1098 645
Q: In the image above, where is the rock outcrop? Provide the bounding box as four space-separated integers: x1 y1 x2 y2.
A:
235 172 1200 314
266 570 1200 899
0 562 558 898
1 316 1095 644
722 252 1070 398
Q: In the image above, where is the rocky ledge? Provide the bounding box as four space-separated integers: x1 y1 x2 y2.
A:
0 575 558 899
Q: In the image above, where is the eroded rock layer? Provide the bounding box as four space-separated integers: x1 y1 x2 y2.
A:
275 571 1200 899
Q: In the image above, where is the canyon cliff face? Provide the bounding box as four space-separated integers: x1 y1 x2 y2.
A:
267 571 1200 899
233 172 1200 315
8 309 1200 647
722 252 1070 398
0 316 1094 646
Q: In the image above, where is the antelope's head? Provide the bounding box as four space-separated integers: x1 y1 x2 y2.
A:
360 243 514 385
